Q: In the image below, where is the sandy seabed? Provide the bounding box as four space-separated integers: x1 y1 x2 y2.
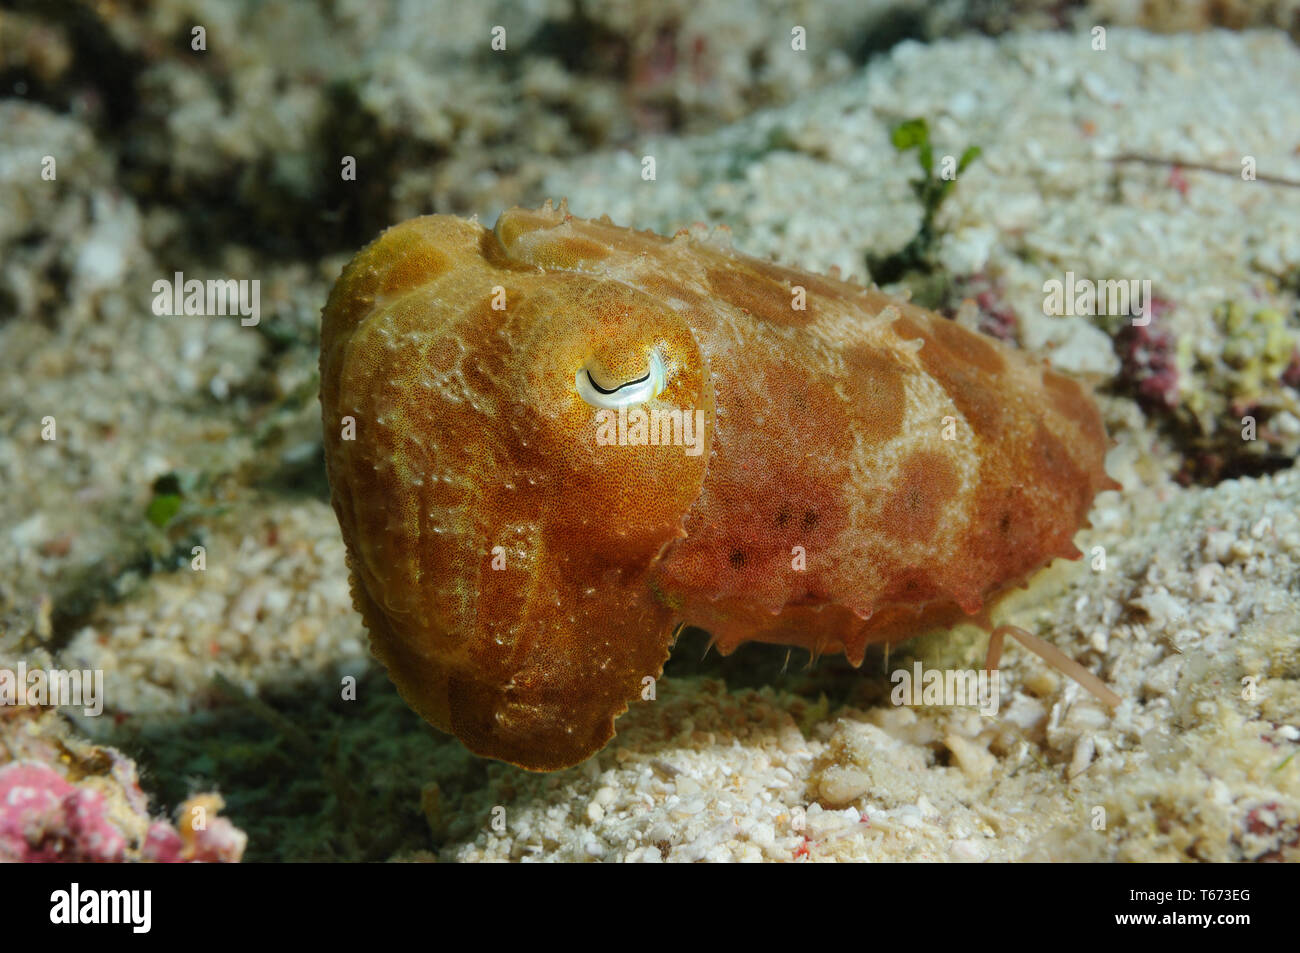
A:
1 11 1298 861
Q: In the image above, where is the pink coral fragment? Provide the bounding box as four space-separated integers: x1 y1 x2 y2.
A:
0 761 126 862
0 760 246 863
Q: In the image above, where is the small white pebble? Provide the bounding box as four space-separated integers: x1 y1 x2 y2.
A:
675 776 701 797
1194 563 1222 598
896 805 923 828
1068 734 1096 778
951 838 987 862
945 733 996 781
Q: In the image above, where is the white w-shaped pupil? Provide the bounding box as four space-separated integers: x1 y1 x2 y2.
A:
575 350 666 409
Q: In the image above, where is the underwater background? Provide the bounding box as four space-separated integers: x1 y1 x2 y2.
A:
1 0 1299 862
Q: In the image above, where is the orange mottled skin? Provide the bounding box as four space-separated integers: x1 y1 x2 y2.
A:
320 202 1115 771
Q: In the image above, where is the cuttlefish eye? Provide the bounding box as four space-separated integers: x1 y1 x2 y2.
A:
575 349 667 409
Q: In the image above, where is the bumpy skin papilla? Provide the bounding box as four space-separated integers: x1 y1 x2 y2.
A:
320 203 1114 771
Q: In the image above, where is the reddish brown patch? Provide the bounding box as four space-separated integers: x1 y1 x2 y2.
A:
656 361 854 606
380 243 448 297
897 315 1005 439
878 566 943 605
706 265 817 328
1043 368 1107 449
555 235 612 263
759 360 857 460
967 478 1039 584
633 275 720 332
1043 369 1084 417
1030 420 1089 520
878 451 959 542
962 419 1086 593
750 259 859 305
842 344 907 444
927 316 1006 375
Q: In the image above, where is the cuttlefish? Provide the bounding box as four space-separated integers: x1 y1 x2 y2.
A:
319 202 1117 771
